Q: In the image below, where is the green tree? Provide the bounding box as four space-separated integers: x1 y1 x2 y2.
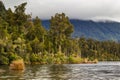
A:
14 2 29 26
49 13 74 53
26 17 47 41
0 1 6 19
0 17 9 40
30 37 41 54
33 16 47 42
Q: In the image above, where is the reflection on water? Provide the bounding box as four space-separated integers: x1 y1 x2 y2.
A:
0 62 120 80
23 65 71 80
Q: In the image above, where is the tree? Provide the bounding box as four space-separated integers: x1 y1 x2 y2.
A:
33 16 47 42
14 2 29 26
0 1 6 19
0 17 9 40
49 13 74 53
6 8 15 27
50 13 73 38
26 17 47 41
30 37 41 54
13 2 31 35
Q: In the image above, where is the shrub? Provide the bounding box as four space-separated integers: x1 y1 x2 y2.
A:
30 53 41 63
68 55 82 64
0 55 9 65
9 52 22 62
9 59 25 70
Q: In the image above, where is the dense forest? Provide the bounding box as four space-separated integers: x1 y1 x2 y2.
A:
0 2 120 65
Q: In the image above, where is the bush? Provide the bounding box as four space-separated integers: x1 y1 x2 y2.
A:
68 55 82 64
23 53 30 64
0 55 9 65
10 59 25 70
54 51 67 64
30 53 41 63
9 52 22 62
46 56 54 64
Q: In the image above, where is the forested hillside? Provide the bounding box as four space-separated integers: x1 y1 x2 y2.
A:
42 19 120 41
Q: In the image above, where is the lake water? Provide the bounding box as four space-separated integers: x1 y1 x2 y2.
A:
0 62 120 80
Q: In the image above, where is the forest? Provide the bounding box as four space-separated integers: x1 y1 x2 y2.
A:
0 2 120 65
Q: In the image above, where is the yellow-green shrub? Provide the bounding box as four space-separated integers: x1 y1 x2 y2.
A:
9 52 22 62
0 55 9 65
68 56 82 64
30 53 41 62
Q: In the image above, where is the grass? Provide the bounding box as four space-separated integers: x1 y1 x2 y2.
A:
9 59 25 70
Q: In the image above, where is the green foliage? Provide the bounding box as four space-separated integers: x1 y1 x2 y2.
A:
30 53 41 63
0 1 120 65
26 17 46 41
54 51 67 64
79 37 120 61
68 54 83 64
0 1 6 19
8 52 22 61
49 13 74 55
30 37 41 53
14 2 29 26
50 13 73 38
0 55 9 65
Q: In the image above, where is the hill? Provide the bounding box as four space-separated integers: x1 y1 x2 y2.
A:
42 19 120 41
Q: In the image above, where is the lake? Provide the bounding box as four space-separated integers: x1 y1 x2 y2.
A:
0 62 120 80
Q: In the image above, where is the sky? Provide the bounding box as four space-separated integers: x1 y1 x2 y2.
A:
2 0 120 21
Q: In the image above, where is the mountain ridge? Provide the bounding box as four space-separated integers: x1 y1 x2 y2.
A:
41 19 120 41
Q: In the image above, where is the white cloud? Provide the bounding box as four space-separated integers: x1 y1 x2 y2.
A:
2 0 27 10
2 0 120 21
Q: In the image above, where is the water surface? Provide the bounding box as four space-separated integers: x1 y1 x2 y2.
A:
0 62 120 80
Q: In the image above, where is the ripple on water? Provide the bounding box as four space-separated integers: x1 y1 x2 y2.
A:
0 62 120 80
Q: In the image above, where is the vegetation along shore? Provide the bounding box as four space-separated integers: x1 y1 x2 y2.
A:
0 2 120 65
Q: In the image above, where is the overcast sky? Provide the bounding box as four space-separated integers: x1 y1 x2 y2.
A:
2 0 120 21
